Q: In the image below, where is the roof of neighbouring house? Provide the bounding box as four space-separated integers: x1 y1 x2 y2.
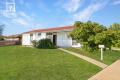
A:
5 34 22 38
23 26 74 34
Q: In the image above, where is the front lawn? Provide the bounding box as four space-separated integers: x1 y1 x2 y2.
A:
65 48 120 65
0 46 101 80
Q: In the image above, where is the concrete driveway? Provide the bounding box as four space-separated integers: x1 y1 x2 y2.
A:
89 60 120 80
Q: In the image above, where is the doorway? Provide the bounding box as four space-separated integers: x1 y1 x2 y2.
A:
53 35 57 45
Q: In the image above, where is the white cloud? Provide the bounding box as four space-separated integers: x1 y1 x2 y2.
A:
9 11 30 26
15 12 43 29
12 18 29 26
113 0 120 5
2 10 42 28
13 12 36 27
0 0 33 27
73 1 108 21
63 0 82 13
19 11 32 20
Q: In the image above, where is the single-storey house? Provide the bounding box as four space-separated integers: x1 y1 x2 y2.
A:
22 26 81 47
4 34 22 42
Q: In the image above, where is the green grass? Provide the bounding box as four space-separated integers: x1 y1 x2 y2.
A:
65 48 120 65
0 46 101 80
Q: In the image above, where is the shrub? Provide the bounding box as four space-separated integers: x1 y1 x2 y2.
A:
36 39 55 49
0 36 4 41
31 40 38 47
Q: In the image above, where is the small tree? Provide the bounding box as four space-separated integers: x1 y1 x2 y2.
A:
94 30 115 50
112 30 120 47
109 23 120 30
70 21 106 51
0 24 5 40
108 23 120 47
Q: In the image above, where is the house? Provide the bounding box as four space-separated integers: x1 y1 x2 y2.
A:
4 34 22 45
4 34 22 42
22 26 81 47
0 34 22 46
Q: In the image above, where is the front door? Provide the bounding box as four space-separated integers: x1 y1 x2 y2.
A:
53 35 57 45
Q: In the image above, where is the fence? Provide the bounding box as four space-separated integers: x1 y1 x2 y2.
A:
0 40 20 46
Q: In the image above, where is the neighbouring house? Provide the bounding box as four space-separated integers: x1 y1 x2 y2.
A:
4 34 22 42
22 26 81 47
4 34 22 44
0 34 22 46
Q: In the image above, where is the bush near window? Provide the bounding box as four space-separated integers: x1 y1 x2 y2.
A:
32 39 55 49
31 40 38 47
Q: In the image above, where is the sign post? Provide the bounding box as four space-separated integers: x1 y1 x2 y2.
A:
98 45 105 61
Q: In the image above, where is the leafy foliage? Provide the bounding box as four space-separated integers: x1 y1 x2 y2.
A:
0 24 4 36
108 23 120 47
70 21 120 50
0 24 5 41
0 36 4 41
31 40 38 47
70 21 106 51
32 39 55 49
94 30 115 49
109 23 120 30
111 31 120 47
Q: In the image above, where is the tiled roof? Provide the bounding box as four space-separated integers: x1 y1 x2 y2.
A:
23 26 73 34
4 34 21 38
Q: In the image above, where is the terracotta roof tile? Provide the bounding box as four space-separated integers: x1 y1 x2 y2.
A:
23 26 73 34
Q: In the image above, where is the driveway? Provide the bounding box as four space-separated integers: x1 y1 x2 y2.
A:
88 60 120 80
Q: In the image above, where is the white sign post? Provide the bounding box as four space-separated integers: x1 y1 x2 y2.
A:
98 45 105 61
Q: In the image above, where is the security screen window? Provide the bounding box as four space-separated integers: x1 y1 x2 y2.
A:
38 33 41 36
30 34 33 41
46 32 52 35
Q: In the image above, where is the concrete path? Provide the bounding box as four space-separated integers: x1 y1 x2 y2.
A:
59 48 108 69
88 60 120 80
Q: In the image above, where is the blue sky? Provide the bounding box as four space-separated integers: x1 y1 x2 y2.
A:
0 0 120 35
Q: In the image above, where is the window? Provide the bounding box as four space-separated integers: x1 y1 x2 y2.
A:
46 32 52 35
30 34 33 41
38 33 41 36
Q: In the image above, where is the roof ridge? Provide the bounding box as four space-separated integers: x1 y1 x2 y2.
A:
23 25 73 34
33 25 73 30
